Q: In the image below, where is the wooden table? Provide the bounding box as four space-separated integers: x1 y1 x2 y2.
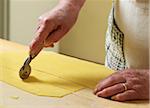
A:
0 39 149 108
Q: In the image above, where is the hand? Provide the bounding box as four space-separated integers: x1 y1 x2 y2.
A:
29 1 82 55
94 69 149 101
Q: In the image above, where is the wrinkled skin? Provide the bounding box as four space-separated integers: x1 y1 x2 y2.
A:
94 69 149 101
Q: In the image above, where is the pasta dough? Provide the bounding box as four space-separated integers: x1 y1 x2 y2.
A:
0 51 113 97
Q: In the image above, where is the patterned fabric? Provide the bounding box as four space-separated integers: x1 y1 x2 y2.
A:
105 3 126 71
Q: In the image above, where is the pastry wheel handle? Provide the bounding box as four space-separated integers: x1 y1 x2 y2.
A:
29 43 44 59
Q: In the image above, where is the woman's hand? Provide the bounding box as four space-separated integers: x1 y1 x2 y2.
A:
94 69 149 101
29 0 85 55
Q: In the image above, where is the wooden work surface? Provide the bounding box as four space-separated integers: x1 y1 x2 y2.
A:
0 39 149 108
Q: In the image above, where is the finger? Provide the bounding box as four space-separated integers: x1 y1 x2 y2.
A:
111 90 138 102
94 74 126 94
44 26 64 47
29 20 54 55
29 25 48 55
96 83 128 98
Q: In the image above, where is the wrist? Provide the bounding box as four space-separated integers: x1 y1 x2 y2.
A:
59 0 85 12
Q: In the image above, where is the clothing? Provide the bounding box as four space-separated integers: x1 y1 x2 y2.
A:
105 3 126 71
105 0 149 70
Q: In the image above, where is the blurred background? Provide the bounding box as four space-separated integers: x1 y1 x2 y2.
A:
0 0 112 64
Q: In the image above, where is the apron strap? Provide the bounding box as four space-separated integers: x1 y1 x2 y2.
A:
112 0 116 20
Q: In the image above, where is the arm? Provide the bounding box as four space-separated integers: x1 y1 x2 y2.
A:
29 0 86 56
59 0 85 11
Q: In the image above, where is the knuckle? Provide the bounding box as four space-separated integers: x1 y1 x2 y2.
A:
125 81 133 90
130 78 139 84
109 76 117 83
42 17 50 25
132 85 142 90
127 79 140 90
38 16 43 21
101 89 109 96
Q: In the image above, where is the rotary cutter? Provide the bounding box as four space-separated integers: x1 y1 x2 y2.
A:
19 55 32 80
19 43 43 80
19 27 58 80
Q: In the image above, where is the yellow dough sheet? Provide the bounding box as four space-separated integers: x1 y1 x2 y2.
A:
0 51 114 97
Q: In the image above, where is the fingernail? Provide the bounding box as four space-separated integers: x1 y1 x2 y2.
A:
96 91 102 97
111 96 116 100
93 88 97 94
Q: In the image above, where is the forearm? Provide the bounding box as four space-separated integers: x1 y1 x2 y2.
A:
59 0 85 11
